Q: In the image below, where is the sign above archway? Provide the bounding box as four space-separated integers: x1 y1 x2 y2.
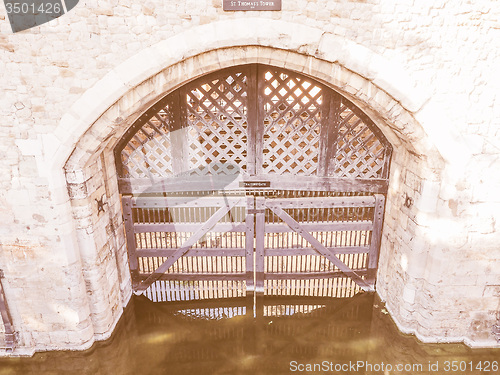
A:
223 0 281 11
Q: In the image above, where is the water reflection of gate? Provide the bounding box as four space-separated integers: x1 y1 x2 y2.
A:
134 293 374 373
3 294 499 374
123 191 384 302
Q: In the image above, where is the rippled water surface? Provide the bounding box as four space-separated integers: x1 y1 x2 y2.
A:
1 294 499 375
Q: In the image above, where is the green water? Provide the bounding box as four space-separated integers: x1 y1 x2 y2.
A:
0 294 499 375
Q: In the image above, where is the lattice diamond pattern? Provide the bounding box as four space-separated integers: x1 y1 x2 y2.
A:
261 70 322 175
333 104 386 178
118 66 391 183
186 72 248 175
121 107 174 178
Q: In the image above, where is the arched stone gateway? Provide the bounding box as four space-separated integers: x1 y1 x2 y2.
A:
114 64 393 300
55 18 494 350
1 0 499 355
61 47 440 341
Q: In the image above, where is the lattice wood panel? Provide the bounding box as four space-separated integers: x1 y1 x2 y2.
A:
116 64 392 188
120 100 175 179
260 68 322 176
332 101 387 179
185 71 248 175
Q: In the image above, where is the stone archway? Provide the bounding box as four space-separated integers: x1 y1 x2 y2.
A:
53 18 456 346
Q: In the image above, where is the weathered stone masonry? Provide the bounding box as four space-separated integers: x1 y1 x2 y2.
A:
0 0 499 354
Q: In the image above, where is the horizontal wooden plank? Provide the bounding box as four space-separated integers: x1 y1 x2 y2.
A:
119 174 242 194
136 248 246 257
139 272 247 281
265 196 375 209
264 246 369 256
264 222 373 233
132 196 245 208
264 270 367 280
133 222 248 233
136 246 367 258
134 221 372 234
119 175 388 194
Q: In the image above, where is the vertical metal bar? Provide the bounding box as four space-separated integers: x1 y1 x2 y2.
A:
0 271 16 352
382 140 393 180
170 90 189 174
245 196 255 299
367 194 386 288
246 64 258 175
254 65 266 176
122 195 139 289
254 196 266 317
322 92 341 176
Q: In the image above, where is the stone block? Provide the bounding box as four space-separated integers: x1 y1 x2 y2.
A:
66 325 94 346
402 284 417 304
15 139 42 157
416 180 440 213
6 189 31 205
113 48 164 89
483 285 500 297
30 331 51 346
283 52 310 74
316 33 346 65
75 229 99 261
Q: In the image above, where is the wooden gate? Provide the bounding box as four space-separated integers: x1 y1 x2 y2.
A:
123 194 253 300
254 194 385 298
122 192 385 301
115 64 392 301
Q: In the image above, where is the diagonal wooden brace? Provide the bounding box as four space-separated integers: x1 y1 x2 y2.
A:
267 205 373 292
135 197 243 292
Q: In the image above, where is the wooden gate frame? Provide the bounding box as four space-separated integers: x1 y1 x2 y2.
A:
116 64 393 299
254 195 385 294
123 195 253 293
123 194 385 295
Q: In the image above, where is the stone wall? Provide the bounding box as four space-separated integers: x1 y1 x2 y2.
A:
0 0 498 354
